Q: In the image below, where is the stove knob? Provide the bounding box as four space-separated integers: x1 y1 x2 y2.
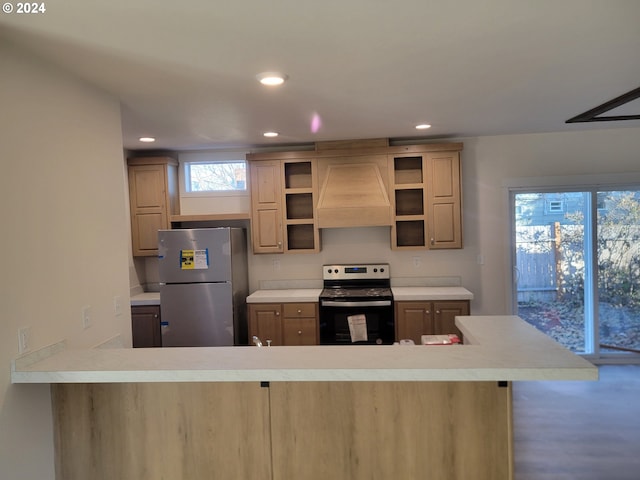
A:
373 268 378 272
380 268 385 273
327 268 333 274
334 269 339 273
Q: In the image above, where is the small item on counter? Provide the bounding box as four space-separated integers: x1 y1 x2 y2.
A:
347 314 368 342
421 334 461 345
399 339 415 345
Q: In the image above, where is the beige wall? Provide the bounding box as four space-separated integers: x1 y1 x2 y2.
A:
463 129 640 315
0 41 130 479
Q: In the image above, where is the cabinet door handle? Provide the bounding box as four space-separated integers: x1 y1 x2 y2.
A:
430 238 435 245
297 309 302 314
297 330 302 335
436 310 441 314
425 310 430 314
275 311 280 316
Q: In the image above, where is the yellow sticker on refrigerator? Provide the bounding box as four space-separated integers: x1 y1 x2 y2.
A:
180 249 209 269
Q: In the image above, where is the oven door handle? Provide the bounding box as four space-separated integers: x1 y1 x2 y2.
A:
321 300 392 307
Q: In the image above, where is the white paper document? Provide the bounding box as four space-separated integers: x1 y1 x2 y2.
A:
347 314 368 342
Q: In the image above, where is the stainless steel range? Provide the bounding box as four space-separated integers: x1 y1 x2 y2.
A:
319 264 395 345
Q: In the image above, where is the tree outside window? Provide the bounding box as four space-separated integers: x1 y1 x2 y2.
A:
186 161 246 192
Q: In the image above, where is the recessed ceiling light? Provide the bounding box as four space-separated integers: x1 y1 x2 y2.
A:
139 137 156 143
263 131 279 138
415 124 432 130
257 72 288 86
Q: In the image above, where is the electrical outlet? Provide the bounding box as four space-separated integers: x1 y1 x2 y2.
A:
273 259 281 270
82 305 91 329
113 296 123 316
412 256 421 268
18 327 31 353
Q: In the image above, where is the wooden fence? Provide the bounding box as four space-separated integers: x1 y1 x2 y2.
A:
515 223 560 302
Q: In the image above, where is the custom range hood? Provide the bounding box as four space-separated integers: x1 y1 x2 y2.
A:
316 162 392 228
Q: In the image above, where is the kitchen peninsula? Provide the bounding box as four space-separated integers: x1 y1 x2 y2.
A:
12 316 596 480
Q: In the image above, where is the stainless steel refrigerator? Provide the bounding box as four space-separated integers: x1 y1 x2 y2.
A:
158 228 248 347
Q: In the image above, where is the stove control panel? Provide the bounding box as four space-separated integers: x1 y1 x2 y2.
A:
323 264 390 281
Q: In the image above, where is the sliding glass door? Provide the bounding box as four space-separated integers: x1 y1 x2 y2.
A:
513 191 590 353
513 188 640 359
597 191 640 354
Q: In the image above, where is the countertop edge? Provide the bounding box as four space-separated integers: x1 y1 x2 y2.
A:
11 315 598 384
10 367 597 384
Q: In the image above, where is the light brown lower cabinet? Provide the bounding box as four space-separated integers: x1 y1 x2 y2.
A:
248 303 283 345
51 380 513 480
282 303 318 345
248 302 318 346
395 300 470 344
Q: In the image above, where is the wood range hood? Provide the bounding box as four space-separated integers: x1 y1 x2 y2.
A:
316 161 392 229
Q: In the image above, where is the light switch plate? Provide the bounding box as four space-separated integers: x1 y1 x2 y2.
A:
114 296 123 316
18 326 31 353
82 305 91 329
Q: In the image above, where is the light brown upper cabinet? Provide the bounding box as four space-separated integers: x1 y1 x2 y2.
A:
250 160 284 253
127 157 179 256
389 145 462 249
282 159 319 252
426 151 462 249
248 141 462 253
249 154 320 254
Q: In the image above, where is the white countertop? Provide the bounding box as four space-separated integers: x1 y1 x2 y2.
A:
391 286 473 301
246 289 323 303
133 287 473 306
131 292 161 306
11 316 597 384
246 287 473 303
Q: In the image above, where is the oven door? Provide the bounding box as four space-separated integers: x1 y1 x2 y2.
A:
319 300 395 345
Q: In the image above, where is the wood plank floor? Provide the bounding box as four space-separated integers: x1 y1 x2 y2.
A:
513 365 640 480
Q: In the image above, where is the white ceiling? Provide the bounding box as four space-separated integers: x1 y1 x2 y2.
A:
2 0 640 152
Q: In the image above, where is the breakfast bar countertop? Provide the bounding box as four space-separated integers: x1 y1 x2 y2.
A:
11 315 597 384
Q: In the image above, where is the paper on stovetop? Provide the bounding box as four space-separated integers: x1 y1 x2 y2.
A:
347 314 368 343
